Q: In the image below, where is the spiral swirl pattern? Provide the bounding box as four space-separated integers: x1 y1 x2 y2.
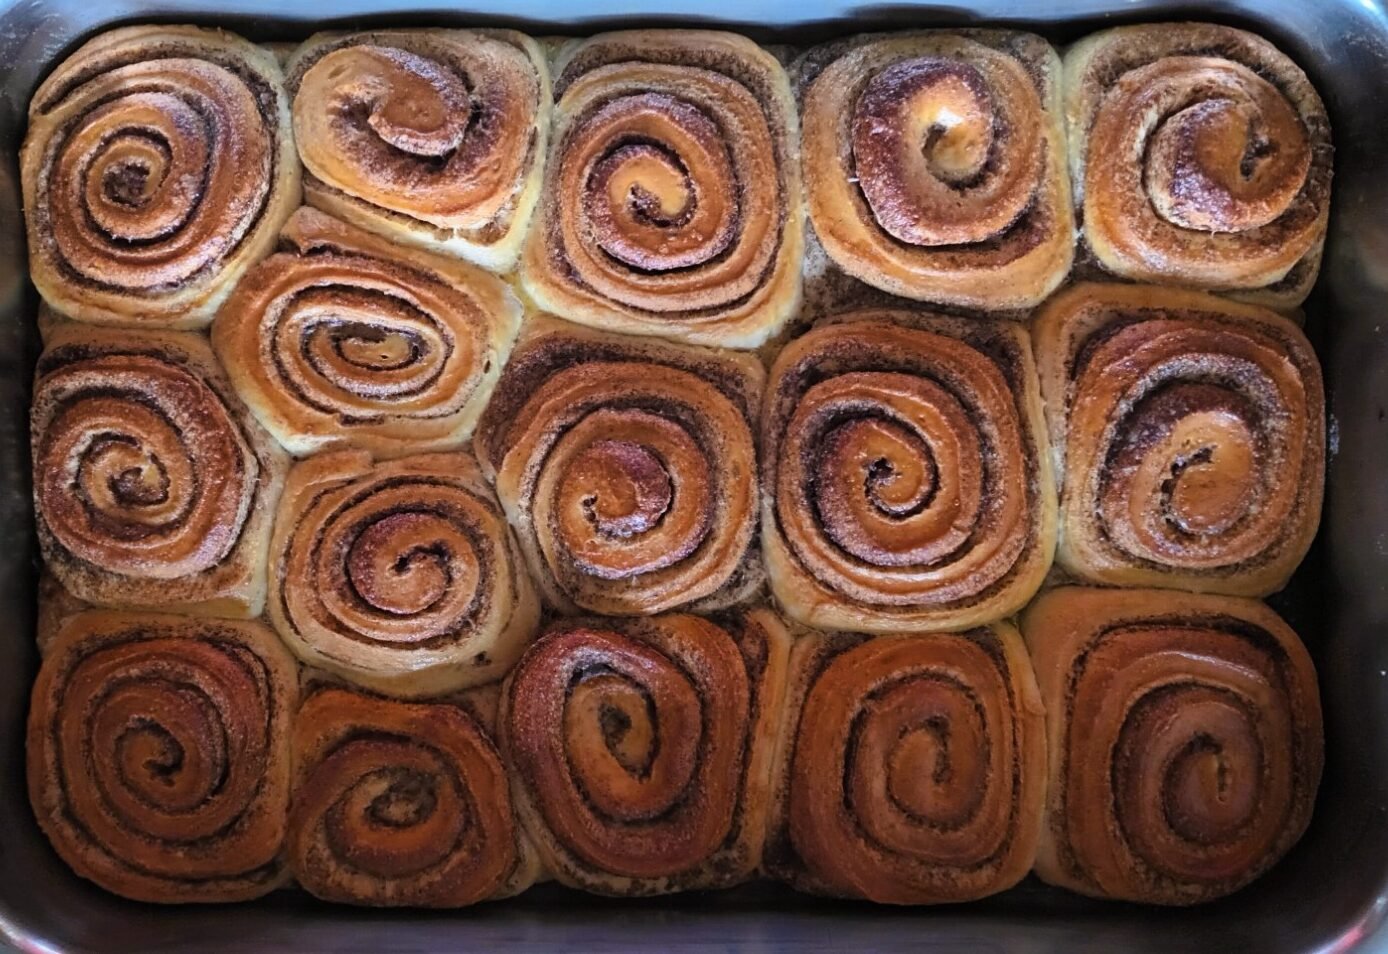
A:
1034 283 1324 596
1066 23 1332 307
21 26 298 328
26 611 297 903
799 31 1074 310
31 325 285 617
475 317 763 615
287 30 548 271
290 686 537 907
499 610 789 895
213 208 522 457
766 626 1044 903
1022 587 1322 904
268 450 537 698
520 30 803 348
763 311 1055 633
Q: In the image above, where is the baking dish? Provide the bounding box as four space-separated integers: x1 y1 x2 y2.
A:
0 0 1385 950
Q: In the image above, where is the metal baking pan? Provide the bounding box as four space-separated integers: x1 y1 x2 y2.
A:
0 0 1384 951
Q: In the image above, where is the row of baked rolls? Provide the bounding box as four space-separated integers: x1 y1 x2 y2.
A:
1034 283 1324 597
27 594 1321 906
1065 23 1332 308
20 23 1331 337
31 285 1321 632
25 604 539 907
212 207 522 457
21 26 299 329
30 320 288 617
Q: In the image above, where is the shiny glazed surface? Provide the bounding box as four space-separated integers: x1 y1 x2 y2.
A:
0 1 1385 952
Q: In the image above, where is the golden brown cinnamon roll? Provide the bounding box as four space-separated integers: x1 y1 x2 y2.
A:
474 316 764 615
1033 283 1324 596
286 30 549 272
21 26 299 329
268 449 538 698
31 323 288 617
27 610 297 902
289 684 541 907
764 624 1045 903
498 609 789 895
1065 23 1332 308
1022 587 1322 904
763 310 1055 633
213 207 522 457
797 31 1074 310
519 30 803 348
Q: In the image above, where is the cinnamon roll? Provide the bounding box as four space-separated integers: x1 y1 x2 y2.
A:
1033 283 1324 596
27 610 297 902
268 449 538 697
31 323 288 617
289 684 541 907
213 207 522 457
1065 23 1332 308
1021 587 1322 904
21 26 299 329
286 30 550 272
797 31 1074 310
764 624 1045 903
498 609 789 895
519 30 803 348
474 316 764 615
763 310 1056 633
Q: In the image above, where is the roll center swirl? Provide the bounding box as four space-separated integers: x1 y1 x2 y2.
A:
854 678 990 836
580 92 739 272
1165 732 1257 843
78 92 212 247
322 742 465 879
826 417 938 519
798 372 984 568
1107 378 1267 553
1112 678 1273 883
98 137 168 212
352 47 473 158
851 56 1042 246
1139 59 1311 234
569 668 660 781
85 437 175 513
1161 412 1257 537
365 768 440 829
549 409 713 582
332 321 424 373
345 511 468 618
887 720 952 814
571 439 674 540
